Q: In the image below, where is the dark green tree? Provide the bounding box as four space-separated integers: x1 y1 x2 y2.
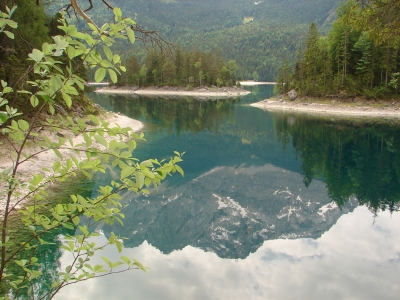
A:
276 57 292 93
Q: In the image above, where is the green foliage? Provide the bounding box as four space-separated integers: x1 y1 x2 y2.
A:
286 0 400 98
276 57 292 93
118 49 239 87
252 71 259 82
0 5 17 39
349 0 400 45
0 5 183 299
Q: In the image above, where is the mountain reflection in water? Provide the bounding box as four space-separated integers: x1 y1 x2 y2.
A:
89 88 400 259
102 164 357 259
56 86 400 299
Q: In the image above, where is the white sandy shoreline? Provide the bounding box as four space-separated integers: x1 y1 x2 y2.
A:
95 86 250 97
251 99 400 119
239 81 276 85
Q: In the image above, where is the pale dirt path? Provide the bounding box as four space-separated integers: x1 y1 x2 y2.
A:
251 99 400 119
0 113 143 213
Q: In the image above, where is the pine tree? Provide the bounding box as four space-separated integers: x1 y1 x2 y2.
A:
353 32 373 90
175 46 184 84
276 57 292 93
303 22 320 94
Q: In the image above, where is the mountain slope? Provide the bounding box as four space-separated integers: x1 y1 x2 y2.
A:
47 0 340 80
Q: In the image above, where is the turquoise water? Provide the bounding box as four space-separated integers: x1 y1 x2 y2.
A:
56 85 400 299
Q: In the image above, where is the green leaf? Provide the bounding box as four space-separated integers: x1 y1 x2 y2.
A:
88 115 99 125
175 165 184 176
79 226 89 236
30 95 39 108
6 20 18 29
66 45 76 59
140 160 153 168
113 7 123 18
101 256 112 268
113 54 120 64
111 261 124 268
29 174 44 186
72 216 80 226
121 166 135 179
18 119 29 131
83 133 92 147
28 49 44 62
115 240 123 253
88 22 98 32
121 256 131 265
93 264 106 273
126 27 135 44
4 30 14 39
53 149 63 160
136 172 145 188
0 112 8 125
103 45 113 61
141 169 155 179
60 245 72 252
61 222 74 230
62 93 72 108
108 69 118 84
100 23 110 33
3 86 12 94
100 60 113 68
94 134 107 147
15 259 28 267
17 90 31 94
49 104 55 115
94 68 107 83
56 204 63 214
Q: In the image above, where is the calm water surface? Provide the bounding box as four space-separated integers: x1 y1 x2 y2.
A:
57 85 400 299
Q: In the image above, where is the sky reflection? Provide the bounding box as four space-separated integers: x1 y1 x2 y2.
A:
56 206 400 300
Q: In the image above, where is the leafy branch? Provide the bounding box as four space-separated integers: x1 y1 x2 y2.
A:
0 4 184 298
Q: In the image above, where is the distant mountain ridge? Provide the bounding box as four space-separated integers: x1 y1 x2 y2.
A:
46 0 340 80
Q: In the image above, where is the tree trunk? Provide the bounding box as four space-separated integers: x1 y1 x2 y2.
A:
385 47 390 88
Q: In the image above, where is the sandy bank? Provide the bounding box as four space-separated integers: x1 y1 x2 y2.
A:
95 86 250 97
0 113 143 213
251 97 400 120
239 81 276 86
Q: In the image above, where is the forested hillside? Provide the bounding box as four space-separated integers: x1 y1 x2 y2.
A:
277 0 400 99
46 0 340 81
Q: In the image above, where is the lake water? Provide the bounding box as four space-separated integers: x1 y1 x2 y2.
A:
56 85 400 299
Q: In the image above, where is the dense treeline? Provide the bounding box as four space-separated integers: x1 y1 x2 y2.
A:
277 0 400 98
115 49 239 87
45 0 339 81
